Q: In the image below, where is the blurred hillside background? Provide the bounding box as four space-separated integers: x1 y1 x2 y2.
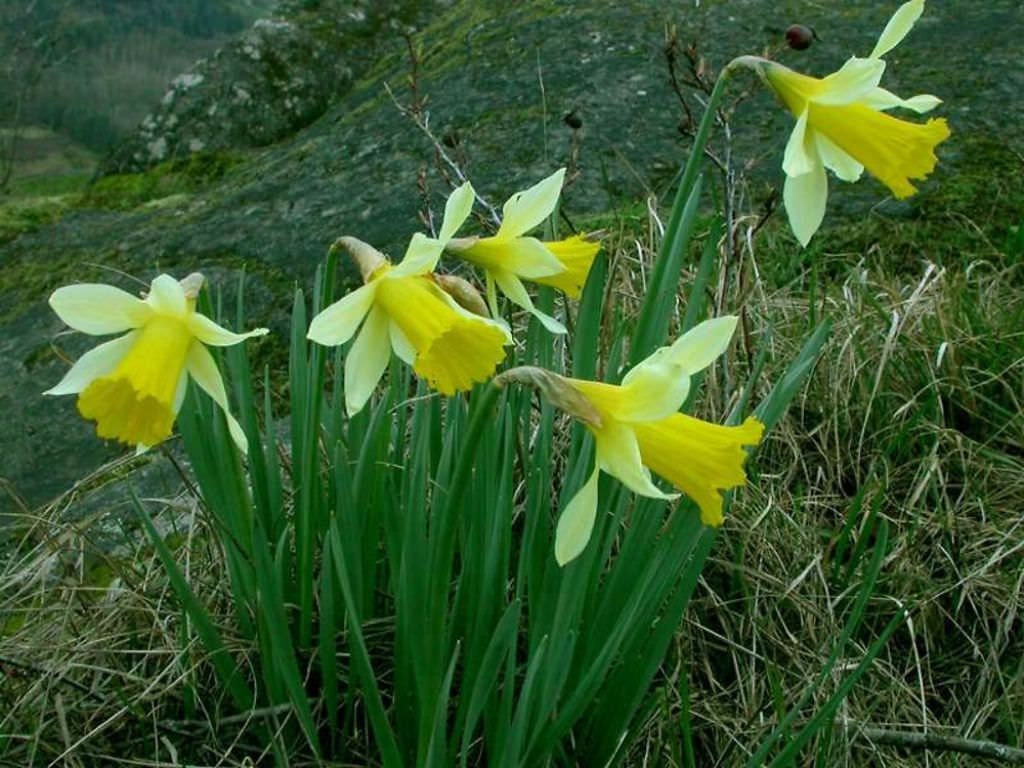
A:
0 0 273 191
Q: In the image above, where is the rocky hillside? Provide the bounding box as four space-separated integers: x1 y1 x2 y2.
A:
100 0 434 172
2 0 1022 511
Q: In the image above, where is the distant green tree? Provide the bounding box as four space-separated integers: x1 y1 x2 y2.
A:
3 1 267 161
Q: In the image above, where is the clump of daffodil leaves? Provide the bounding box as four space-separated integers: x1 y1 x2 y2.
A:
46 0 948 566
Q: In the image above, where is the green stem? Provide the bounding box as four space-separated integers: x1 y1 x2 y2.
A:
662 62 737 259
631 62 738 364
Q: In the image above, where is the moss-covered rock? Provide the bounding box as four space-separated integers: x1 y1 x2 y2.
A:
100 0 440 175
0 194 77 243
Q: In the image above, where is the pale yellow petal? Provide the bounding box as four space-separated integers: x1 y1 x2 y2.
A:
392 232 444 277
187 313 268 347
389 321 416 364
438 181 476 242
186 342 248 453
307 282 377 346
493 271 566 334
665 316 738 375
595 420 676 501
617 348 690 422
171 369 188 414
782 111 816 177
49 284 151 335
555 465 600 566
497 168 566 239
344 305 391 416
816 57 886 105
44 332 137 395
146 274 188 317
783 159 828 247
862 87 941 114
815 133 864 182
869 0 924 59
597 317 738 423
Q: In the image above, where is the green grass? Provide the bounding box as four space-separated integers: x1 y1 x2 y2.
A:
0 193 78 243
0 133 246 244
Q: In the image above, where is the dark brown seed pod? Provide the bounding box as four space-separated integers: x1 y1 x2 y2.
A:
785 24 815 51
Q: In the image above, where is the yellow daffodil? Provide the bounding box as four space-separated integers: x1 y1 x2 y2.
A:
307 182 511 415
45 273 268 453
742 0 950 246
445 168 601 334
496 316 763 565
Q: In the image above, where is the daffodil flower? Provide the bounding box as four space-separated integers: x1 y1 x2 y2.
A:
45 273 268 453
741 0 950 246
307 182 511 416
496 316 763 565
445 168 601 334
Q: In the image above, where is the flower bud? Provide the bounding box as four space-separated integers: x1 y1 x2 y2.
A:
179 273 205 300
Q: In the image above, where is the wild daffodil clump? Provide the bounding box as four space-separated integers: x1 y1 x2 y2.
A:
37 1 948 764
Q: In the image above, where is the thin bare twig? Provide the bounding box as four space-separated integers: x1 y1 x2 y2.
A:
846 724 1024 764
384 50 501 228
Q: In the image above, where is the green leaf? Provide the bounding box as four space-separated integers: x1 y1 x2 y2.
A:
133 494 253 713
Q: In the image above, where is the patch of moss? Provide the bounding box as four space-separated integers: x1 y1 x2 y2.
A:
9 172 93 198
0 248 101 326
82 151 244 211
0 194 78 244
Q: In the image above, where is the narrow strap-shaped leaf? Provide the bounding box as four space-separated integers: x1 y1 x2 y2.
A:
457 600 521 768
630 174 703 364
252 525 321 757
326 518 403 768
422 643 461 768
754 319 831 431
681 215 721 334
133 493 253 712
